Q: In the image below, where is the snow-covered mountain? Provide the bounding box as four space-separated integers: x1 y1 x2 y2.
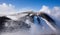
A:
0 11 60 35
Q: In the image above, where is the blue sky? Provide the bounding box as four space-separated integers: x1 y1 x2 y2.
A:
0 0 60 11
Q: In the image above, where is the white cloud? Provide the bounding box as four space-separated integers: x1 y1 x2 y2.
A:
39 5 60 19
0 3 60 20
39 5 51 14
0 3 34 16
0 3 17 15
52 7 60 18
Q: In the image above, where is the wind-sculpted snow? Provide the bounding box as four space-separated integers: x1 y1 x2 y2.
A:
0 12 60 35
